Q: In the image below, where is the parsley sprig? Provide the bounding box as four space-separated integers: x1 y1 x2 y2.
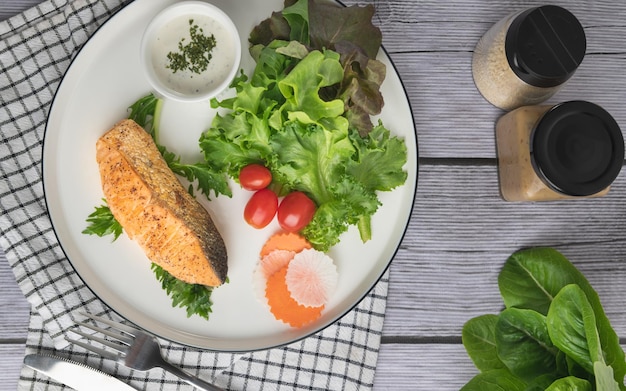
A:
151 264 216 320
82 199 123 241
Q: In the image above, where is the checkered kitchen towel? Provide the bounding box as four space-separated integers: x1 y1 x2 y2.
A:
0 0 390 389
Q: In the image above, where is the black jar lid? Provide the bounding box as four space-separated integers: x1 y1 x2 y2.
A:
506 5 586 88
531 101 624 196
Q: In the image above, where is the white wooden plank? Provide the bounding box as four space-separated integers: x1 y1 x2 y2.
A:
374 343 476 390
0 344 26 391
0 253 30 340
0 0 42 21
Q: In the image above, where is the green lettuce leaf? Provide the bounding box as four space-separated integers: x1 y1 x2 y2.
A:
282 0 309 44
275 49 346 130
499 248 626 387
547 284 602 374
496 308 560 381
545 377 592 391
201 13 406 250
462 314 506 372
347 123 408 192
460 369 527 391
249 0 385 136
269 120 354 202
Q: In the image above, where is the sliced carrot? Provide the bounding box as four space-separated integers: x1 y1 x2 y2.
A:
265 265 323 328
259 231 312 258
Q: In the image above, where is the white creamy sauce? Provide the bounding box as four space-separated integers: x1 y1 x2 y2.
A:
150 14 235 97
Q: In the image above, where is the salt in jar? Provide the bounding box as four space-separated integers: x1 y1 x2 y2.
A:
473 5 586 111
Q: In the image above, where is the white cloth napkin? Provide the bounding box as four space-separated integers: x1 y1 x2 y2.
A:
0 0 390 389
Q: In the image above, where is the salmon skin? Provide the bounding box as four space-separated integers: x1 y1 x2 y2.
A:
96 119 227 286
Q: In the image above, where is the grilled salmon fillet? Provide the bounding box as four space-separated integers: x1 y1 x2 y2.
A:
96 119 227 286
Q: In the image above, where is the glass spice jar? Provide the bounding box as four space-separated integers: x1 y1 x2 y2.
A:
472 5 586 111
496 101 624 202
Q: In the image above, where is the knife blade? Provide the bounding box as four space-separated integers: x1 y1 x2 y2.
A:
24 354 137 391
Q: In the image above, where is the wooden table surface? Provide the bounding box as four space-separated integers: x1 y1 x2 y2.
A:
2 0 626 390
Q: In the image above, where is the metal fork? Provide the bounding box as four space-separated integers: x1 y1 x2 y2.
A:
67 312 224 391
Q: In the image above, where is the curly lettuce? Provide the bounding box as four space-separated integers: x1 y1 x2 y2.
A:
200 7 407 250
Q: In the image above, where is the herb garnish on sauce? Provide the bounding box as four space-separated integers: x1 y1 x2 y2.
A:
166 19 217 74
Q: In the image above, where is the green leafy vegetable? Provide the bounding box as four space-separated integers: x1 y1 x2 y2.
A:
151 264 215 320
269 120 354 202
282 0 309 44
275 49 346 128
159 148 231 200
499 248 626 386
82 199 123 241
496 308 559 381
462 248 626 390
596 361 622 391
127 93 161 136
548 284 602 374
461 314 505 372
545 376 592 391
460 368 527 391
498 247 591 315
347 123 408 192
203 0 406 250
249 0 385 134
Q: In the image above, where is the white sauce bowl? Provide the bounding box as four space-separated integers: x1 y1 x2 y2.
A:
140 1 241 102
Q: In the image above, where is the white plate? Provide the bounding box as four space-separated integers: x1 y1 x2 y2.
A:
43 0 418 351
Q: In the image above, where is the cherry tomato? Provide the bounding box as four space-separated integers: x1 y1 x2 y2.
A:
277 191 317 232
239 164 272 191
244 188 278 229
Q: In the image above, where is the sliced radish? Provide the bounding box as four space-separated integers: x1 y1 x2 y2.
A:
252 249 296 305
260 249 296 278
285 248 338 307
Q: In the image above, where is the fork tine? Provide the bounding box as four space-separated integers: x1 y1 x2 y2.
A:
75 320 133 345
80 312 142 336
66 336 122 362
70 327 128 355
